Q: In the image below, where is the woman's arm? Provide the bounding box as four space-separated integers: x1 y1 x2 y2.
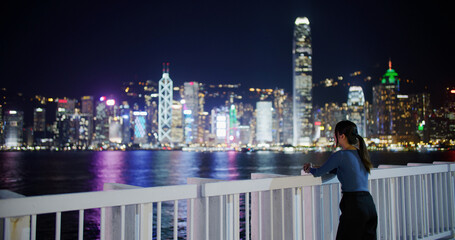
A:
308 151 341 177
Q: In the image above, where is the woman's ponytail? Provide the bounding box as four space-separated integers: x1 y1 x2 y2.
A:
357 134 373 173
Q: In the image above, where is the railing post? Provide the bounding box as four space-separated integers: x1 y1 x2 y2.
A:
449 164 455 236
187 178 228 240
0 190 30 240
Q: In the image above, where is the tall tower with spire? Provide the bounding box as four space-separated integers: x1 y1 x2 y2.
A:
158 63 173 144
372 59 400 138
293 17 313 146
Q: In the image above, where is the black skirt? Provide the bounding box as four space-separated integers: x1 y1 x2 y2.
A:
336 191 378 240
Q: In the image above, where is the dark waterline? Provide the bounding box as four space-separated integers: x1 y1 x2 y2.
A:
1 150 454 239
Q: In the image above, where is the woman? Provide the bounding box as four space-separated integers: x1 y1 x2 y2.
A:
303 120 377 240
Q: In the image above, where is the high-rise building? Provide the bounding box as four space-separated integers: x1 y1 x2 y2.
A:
211 106 230 145
55 98 77 147
132 111 148 145
282 97 293 145
158 63 173 144
372 60 400 143
347 86 366 136
4 110 23 148
119 102 132 145
81 96 94 115
94 97 117 147
183 82 199 144
33 107 46 144
293 17 313 146
256 101 273 145
171 100 183 145
445 87 455 140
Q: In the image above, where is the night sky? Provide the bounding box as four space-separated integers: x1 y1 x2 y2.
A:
1 0 453 106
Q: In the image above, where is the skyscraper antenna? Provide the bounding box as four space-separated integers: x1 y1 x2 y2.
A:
389 58 392 70
162 62 166 73
166 62 170 74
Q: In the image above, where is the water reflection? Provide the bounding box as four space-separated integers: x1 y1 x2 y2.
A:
91 151 127 190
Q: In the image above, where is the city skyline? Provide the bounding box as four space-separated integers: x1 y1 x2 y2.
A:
1 1 453 107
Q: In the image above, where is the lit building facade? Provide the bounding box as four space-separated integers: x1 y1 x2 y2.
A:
256 101 273 144
4 110 24 148
211 106 230 145
183 82 199 144
158 63 173 144
171 100 183 145
33 107 46 144
81 96 94 115
293 17 313 146
133 111 148 145
347 86 366 137
372 61 400 143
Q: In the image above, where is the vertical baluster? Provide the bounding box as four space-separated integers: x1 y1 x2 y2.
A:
444 172 448 232
291 187 296 240
139 204 145 240
157 202 162 240
270 190 273 239
220 195 223 240
100 207 106 240
258 191 262 240
429 173 442 234
281 188 285 240
420 175 425 237
174 200 178 240
401 176 406 239
383 178 388 239
374 179 381 239
436 173 448 233
205 197 209 240
414 175 419 239
311 186 316 240
79 209 84 240
31 215 37 240
234 193 239 240
246 192 250 240
424 174 429 237
120 205 125 240
56 211 61 240
190 198 194 240
406 176 412 240
301 187 305 240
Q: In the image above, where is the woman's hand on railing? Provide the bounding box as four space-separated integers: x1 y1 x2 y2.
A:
303 163 311 173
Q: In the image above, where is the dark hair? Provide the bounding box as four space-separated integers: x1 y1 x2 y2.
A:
335 120 373 173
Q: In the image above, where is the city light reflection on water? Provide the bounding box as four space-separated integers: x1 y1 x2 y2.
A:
1 150 454 239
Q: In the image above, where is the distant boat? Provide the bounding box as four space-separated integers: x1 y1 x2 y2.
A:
241 147 255 153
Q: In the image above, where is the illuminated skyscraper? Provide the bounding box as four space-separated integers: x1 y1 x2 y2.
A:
4 110 23 148
256 101 273 144
211 106 230 145
347 86 366 136
133 111 148 145
293 17 313 146
81 96 94 115
33 107 46 144
183 82 199 144
158 63 173 144
372 60 400 143
171 100 184 144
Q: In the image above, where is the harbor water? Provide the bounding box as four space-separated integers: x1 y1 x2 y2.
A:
1 150 454 239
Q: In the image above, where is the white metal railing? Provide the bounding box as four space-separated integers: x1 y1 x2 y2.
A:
0 162 454 240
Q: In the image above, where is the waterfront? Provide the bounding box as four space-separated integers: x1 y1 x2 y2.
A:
2 150 455 196
1 150 455 239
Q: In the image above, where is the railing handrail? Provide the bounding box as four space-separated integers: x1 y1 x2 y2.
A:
370 163 453 179
203 175 321 197
0 184 198 218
